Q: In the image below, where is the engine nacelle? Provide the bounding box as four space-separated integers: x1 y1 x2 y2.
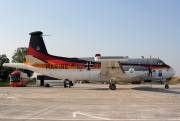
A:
94 54 129 62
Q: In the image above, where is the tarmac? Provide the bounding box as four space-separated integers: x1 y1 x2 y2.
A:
0 84 180 121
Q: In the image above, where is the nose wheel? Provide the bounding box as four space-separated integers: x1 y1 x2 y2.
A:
165 85 169 89
165 79 169 89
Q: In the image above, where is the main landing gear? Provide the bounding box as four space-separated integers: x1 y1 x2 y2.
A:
64 80 72 88
109 79 116 90
109 83 116 90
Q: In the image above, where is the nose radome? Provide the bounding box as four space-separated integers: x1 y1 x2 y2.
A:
170 67 176 76
173 68 176 75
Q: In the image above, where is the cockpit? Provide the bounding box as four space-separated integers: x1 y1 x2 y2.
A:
157 60 166 66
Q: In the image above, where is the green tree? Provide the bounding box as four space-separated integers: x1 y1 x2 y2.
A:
31 77 36 82
12 47 27 63
0 54 14 81
12 47 34 77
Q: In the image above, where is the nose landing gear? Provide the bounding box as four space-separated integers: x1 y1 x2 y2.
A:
160 80 164 84
165 85 169 89
165 79 169 89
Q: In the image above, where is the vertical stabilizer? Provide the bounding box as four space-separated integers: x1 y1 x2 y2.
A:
27 31 48 56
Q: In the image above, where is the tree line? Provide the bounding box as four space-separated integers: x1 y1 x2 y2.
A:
0 47 33 81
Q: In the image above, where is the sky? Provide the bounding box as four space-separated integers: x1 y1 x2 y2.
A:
0 0 179 76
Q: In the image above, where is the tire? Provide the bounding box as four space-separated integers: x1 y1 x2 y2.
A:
165 85 169 89
69 81 73 88
109 84 111 89
64 80 69 88
45 84 50 87
110 84 116 90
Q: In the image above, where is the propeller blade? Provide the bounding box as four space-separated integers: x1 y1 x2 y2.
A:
148 68 152 77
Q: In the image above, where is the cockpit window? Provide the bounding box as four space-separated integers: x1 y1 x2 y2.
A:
157 60 166 65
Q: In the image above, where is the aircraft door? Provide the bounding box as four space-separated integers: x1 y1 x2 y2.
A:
158 70 162 77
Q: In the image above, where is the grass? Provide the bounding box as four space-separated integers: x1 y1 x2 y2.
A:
0 81 10 87
169 77 180 84
27 80 36 86
0 80 37 87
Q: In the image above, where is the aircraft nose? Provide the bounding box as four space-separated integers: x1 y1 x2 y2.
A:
169 67 176 77
173 68 176 76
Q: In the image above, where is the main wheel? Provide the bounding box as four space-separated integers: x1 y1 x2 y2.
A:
64 80 68 88
109 84 111 89
110 84 116 90
45 84 50 87
69 81 72 88
165 85 169 89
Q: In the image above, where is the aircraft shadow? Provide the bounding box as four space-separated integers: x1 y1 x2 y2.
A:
132 86 180 94
24 85 180 94
85 86 180 94
85 88 109 91
85 87 132 91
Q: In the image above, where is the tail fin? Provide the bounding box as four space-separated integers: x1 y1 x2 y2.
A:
27 31 48 56
26 31 72 65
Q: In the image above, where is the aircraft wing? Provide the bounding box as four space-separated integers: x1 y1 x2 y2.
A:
94 54 128 78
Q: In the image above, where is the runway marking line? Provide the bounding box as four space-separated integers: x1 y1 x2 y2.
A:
73 112 109 120
7 96 18 100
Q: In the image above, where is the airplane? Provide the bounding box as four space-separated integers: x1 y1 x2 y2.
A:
3 31 176 90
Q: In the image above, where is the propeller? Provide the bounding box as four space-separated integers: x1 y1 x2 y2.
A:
148 68 152 77
148 55 152 78
150 55 153 86
147 55 153 86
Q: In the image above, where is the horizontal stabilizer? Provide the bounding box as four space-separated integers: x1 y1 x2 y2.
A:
25 55 46 65
3 63 28 69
